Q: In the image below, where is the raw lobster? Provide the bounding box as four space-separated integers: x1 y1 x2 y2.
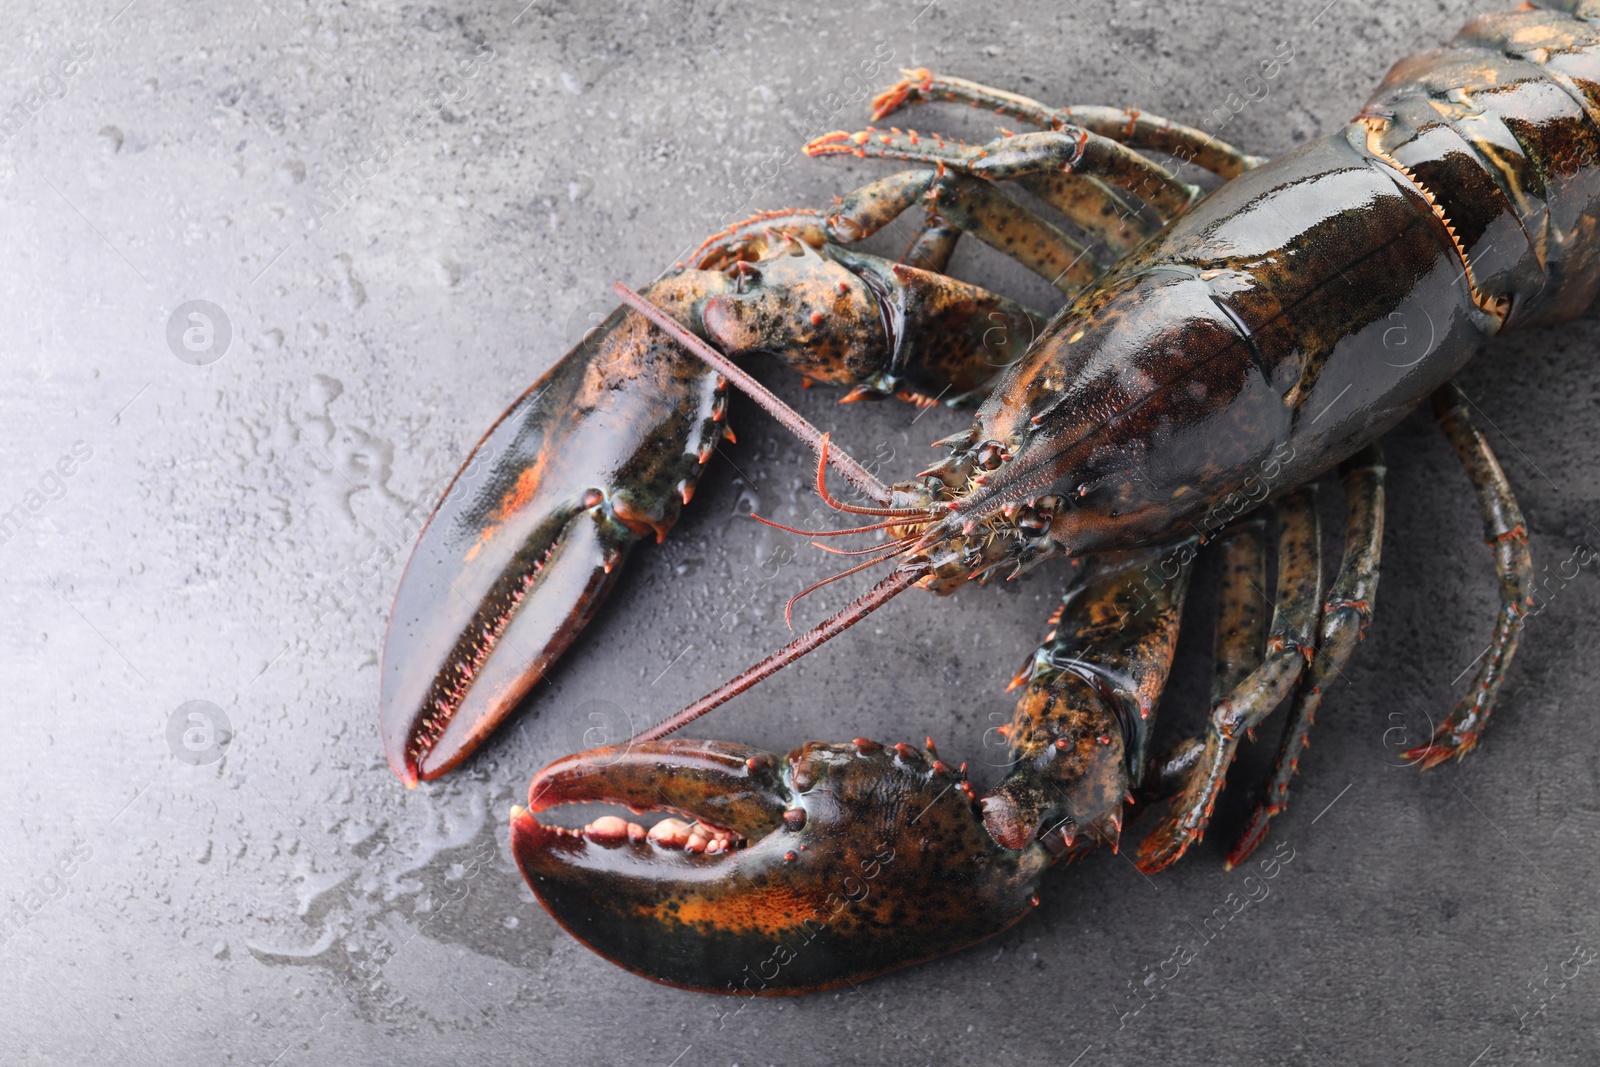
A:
381 1 1600 993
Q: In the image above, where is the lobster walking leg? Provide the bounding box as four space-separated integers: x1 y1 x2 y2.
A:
690 170 1101 297
805 128 1202 281
906 173 1112 292
869 69 1268 178
808 126 1201 223
685 209 832 270
820 167 1104 294
1211 516 1270 702
902 211 963 272
1139 518 1268 801
1405 383 1535 768
1227 445 1386 866
1136 486 1324 873
1010 172 1157 257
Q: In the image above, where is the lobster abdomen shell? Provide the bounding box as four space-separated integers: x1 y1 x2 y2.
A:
1365 2 1600 326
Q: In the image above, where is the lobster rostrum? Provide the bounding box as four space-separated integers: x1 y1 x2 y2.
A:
379 1 1600 992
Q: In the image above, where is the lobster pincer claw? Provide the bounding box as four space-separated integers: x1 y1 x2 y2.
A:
381 273 734 785
511 738 1050 994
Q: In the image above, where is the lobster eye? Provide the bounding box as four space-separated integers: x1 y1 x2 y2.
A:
976 440 1007 470
1016 508 1050 536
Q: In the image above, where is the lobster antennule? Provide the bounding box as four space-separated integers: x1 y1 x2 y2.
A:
613 281 894 505
749 513 908 538
782 540 914 628
630 564 925 743
807 533 919 557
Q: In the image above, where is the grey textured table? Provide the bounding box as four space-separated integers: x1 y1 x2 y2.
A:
5 1 1600 1064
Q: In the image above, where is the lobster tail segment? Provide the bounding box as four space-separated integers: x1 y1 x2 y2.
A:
1360 1 1600 327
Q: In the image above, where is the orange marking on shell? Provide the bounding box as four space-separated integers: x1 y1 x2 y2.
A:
491 461 545 523
464 455 552 563
660 888 816 936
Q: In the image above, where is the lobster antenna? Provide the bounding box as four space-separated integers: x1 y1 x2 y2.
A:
613 281 895 505
629 564 924 742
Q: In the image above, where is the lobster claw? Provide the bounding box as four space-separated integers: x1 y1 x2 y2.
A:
510 738 1050 994
381 275 732 784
